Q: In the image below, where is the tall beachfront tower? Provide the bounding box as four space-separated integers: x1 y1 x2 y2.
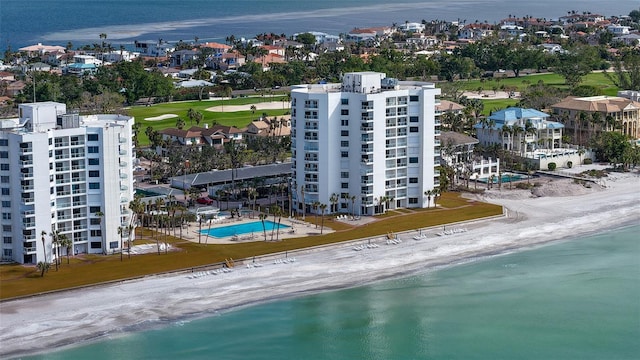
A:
0 102 135 264
290 72 441 217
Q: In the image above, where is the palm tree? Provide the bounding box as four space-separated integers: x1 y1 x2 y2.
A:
319 203 327 234
59 234 72 264
312 201 320 228
153 198 165 254
269 205 281 241
432 188 441 208
350 195 357 219
299 185 305 220
117 227 124 261
127 224 134 259
36 261 50 277
49 229 60 271
40 230 48 266
424 190 433 208
176 118 186 130
329 193 339 213
259 213 268 241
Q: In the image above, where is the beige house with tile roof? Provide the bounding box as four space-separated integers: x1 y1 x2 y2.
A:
551 96 640 145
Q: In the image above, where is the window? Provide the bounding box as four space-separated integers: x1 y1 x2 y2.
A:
1 188 9 196
409 127 419 133
90 218 101 225
88 158 99 165
1 176 8 183
88 146 99 153
341 98 349 105
341 109 349 116
409 198 418 204
3 237 11 244
91 242 102 249
409 157 419 164
87 134 99 141
341 172 349 179
3 249 11 257
89 170 100 177
90 230 102 237
410 95 419 102
89 182 100 189
340 141 349 147
409 177 418 184
2 225 11 232
90 206 101 214
0 151 7 159
341 151 349 158
410 116 419 123
2 212 10 220
341 119 349 126
0 139 7 146
0 164 8 171
1 201 10 207
341 130 349 136
341 182 349 189
109 241 119 249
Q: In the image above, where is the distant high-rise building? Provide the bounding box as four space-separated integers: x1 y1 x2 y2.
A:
0 102 135 264
290 72 441 217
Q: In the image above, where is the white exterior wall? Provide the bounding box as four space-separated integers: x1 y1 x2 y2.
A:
290 72 440 216
0 102 134 264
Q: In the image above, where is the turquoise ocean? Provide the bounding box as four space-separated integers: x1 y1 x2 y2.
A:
24 224 639 360
1 0 635 53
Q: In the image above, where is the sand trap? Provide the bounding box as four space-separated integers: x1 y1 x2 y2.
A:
206 101 289 112
1 167 638 358
145 114 179 121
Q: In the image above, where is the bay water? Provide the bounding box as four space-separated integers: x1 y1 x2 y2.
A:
1 0 635 53
25 224 639 359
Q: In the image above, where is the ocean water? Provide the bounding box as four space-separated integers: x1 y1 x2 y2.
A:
1 0 635 53
26 224 640 360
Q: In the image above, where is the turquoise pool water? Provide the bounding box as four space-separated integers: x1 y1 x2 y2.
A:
477 173 527 183
201 220 289 238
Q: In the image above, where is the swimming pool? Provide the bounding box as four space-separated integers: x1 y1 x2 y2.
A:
477 173 527 184
201 220 289 238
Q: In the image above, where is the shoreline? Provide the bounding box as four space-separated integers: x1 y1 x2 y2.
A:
1 170 638 358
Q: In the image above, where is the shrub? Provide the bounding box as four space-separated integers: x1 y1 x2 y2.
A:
548 162 557 171
583 158 593 165
567 161 573 168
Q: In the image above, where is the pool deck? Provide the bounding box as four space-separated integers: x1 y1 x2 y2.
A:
180 215 340 244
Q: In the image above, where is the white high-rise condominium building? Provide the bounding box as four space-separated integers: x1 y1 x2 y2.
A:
0 102 135 264
290 72 441 217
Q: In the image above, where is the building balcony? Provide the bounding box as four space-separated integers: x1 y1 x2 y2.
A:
23 246 38 254
119 150 127 155
119 161 128 167
119 173 128 179
119 137 127 143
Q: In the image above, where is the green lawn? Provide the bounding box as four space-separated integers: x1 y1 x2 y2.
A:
457 72 619 95
128 96 290 146
0 192 503 300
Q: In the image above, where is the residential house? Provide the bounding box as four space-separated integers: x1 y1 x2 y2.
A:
170 49 199 68
458 23 494 40
65 55 100 75
440 131 499 183
398 22 425 33
18 43 66 58
551 96 640 144
158 124 243 155
134 40 175 57
474 107 564 154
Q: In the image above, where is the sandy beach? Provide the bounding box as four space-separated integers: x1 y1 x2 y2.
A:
1 167 638 358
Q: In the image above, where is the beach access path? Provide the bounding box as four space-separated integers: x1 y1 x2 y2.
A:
0 167 638 358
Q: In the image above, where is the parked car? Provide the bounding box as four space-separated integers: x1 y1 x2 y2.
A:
197 197 214 205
